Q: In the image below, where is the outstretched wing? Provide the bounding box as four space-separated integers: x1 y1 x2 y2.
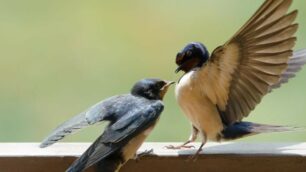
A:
40 95 124 148
202 0 299 125
66 102 164 172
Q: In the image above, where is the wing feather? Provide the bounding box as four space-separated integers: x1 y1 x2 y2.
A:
246 10 297 39
270 49 306 90
40 96 123 148
249 51 292 64
248 24 298 45
66 102 164 171
205 0 300 125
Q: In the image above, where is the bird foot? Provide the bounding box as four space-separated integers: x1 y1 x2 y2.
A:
187 151 201 162
165 144 195 150
186 146 204 162
134 149 154 161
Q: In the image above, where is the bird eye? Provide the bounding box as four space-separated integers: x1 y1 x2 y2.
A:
155 81 165 89
158 81 165 87
186 50 192 56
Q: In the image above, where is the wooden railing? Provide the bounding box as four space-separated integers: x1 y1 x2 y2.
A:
0 142 306 172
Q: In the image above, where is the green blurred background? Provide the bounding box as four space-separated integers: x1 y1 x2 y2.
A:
0 0 306 143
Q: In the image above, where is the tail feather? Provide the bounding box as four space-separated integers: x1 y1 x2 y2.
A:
95 157 122 172
66 153 122 172
221 121 300 140
65 133 123 172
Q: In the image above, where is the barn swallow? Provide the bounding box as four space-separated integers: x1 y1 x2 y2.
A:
40 78 174 172
169 0 306 155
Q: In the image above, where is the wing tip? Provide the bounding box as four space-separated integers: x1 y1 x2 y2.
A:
294 49 306 56
39 141 51 148
290 9 298 16
39 144 47 148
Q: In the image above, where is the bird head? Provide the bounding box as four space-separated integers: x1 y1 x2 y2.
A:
175 42 210 73
131 79 175 100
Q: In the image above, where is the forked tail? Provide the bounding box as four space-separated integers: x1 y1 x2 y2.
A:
221 121 300 140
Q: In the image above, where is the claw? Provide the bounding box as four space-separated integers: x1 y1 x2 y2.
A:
186 143 205 162
165 144 195 150
135 148 154 161
188 150 202 162
183 145 196 149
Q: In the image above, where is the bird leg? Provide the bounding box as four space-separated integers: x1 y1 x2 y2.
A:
189 132 207 161
165 126 198 149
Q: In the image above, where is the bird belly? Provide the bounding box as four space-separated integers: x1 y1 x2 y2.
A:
122 124 156 161
175 71 223 141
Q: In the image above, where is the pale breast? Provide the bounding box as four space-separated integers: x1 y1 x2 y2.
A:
122 124 156 161
175 69 224 141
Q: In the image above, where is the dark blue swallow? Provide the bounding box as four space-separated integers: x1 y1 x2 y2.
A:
40 78 174 172
169 0 306 156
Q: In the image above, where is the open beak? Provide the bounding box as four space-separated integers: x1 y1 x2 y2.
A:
159 81 175 99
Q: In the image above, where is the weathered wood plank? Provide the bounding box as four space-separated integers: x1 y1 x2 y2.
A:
0 142 306 172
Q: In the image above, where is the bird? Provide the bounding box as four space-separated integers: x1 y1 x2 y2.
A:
40 78 174 172
169 0 306 156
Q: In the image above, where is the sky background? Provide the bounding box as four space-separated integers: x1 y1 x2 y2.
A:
1 0 306 143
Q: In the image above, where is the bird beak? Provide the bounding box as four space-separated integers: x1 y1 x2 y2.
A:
159 81 175 99
175 66 183 73
175 52 184 73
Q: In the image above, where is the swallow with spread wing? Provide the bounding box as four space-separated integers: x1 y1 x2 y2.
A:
169 0 306 155
40 79 174 172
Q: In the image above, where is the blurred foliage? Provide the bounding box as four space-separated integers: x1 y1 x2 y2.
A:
0 0 306 143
